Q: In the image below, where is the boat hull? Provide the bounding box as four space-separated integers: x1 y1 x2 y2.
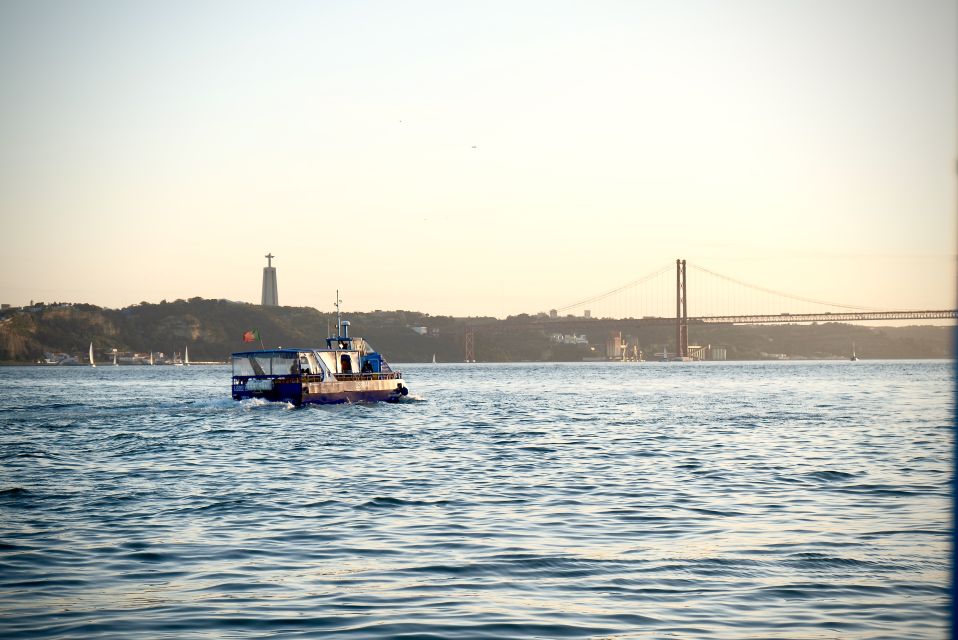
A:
232 377 408 405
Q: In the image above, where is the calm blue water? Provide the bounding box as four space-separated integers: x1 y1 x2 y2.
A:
0 361 952 639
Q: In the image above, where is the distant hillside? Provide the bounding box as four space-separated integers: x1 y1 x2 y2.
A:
0 299 481 364
0 299 952 363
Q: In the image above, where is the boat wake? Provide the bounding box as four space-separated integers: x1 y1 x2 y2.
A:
236 397 295 411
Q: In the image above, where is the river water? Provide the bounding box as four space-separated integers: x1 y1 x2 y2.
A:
0 360 952 639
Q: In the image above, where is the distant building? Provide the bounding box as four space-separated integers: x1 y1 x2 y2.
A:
0 303 9 311
549 309 557 319
584 310 591 319
261 253 279 306
605 332 626 360
410 326 428 335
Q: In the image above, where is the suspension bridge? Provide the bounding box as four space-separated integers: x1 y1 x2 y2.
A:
463 259 956 361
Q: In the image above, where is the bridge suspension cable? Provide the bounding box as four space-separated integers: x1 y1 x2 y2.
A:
554 259 894 320
555 264 672 313
689 263 885 312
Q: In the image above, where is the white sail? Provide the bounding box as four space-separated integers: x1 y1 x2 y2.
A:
89 342 96 367
432 354 436 363
149 352 154 366
185 346 190 366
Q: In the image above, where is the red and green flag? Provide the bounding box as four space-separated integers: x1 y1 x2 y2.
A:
242 329 260 343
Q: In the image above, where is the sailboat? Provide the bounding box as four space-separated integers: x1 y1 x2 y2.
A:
89 342 96 367
113 350 118 366
185 346 190 366
431 353 436 364
149 351 154 366
850 342 859 361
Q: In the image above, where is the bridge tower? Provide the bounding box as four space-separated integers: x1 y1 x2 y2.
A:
464 328 476 362
676 259 688 358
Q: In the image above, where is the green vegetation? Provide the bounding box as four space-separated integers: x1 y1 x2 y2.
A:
0 299 952 363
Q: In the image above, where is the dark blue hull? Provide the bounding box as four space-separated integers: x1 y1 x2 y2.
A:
232 389 403 405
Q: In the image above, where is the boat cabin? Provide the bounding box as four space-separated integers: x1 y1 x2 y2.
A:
232 344 393 381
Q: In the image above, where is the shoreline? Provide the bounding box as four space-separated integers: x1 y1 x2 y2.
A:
1 358 953 367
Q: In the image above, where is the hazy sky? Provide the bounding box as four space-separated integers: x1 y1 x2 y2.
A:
1 0 954 318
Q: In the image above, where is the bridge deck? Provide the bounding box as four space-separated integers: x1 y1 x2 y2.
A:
695 310 958 324
510 310 957 331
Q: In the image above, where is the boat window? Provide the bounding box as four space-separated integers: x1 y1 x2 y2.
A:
233 354 266 376
232 352 299 376
270 353 298 375
340 354 352 373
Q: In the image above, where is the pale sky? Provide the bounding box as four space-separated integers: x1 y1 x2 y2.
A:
1 0 955 318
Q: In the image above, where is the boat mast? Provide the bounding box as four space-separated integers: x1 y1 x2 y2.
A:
335 289 342 338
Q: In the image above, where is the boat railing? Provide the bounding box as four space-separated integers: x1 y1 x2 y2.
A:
233 374 300 385
334 372 402 382
235 372 402 383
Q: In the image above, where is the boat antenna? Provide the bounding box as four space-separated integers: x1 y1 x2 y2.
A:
335 290 342 338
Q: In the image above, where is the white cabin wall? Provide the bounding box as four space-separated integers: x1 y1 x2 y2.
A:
317 351 338 373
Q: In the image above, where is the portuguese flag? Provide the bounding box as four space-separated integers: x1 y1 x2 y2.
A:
242 329 260 343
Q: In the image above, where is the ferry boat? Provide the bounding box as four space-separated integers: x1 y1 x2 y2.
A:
230 303 408 405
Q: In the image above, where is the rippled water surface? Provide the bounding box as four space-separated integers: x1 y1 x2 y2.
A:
0 361 952 638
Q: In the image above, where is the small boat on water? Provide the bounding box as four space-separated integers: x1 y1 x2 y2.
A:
231 297 408 405
850 341 859 361
89 342 96 368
